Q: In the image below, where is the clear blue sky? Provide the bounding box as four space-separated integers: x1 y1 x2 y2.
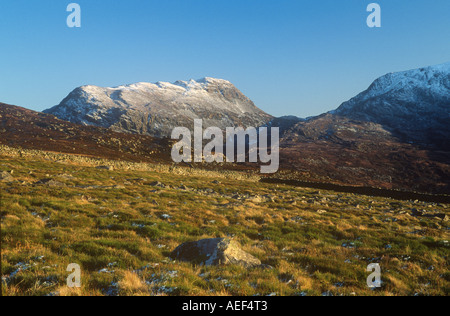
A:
1 0 449 117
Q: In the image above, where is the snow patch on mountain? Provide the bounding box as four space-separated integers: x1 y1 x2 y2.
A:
333 62 450 148
44 78 272 138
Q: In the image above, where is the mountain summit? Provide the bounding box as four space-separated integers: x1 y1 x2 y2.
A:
333 62 450 148
44 78 272 138
275 63 450 193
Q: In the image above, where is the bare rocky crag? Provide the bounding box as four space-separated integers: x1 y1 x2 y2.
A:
44 78 273 138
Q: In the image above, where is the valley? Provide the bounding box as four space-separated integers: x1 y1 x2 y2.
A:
1 62 449 297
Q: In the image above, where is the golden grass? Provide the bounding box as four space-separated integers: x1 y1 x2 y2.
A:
1 151 449 296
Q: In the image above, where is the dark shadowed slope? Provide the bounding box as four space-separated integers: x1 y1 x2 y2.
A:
274 63 450 195
0 103 172 163
334 62 450 150
277 113 450 195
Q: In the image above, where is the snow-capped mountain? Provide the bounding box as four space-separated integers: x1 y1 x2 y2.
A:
5 62 450 194
44 78 272 138
274 63 450 193
333 62 450 148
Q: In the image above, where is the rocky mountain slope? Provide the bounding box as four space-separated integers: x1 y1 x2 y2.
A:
277 113 450 194
44 78 272 138
333 63 450 149
268 63 450 194
0 103 172 162
3 63 450 194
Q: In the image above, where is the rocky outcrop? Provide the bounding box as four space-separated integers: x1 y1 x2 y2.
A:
170 238 262 268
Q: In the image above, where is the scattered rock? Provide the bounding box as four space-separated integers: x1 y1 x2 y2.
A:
411 209 426 217
0 171 14 182
290 216 303 223
96 165 114 171
248 196 264 203
149 181 165 188
56 173 75 180
278 273 295 284
36 178 66 187
342 242 356 249
170 238 262 268
411 209 448 221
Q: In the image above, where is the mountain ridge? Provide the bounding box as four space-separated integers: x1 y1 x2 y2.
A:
44 77 273 138
331 62 450 149
0 102 172 163
6 62 450 194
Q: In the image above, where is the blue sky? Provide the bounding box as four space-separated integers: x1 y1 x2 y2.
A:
1 0 449 117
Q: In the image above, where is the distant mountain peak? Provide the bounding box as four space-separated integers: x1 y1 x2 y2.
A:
333 62 450 148
364 62 450 97
44 78 272 138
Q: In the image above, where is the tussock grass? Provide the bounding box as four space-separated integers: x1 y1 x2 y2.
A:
1 151 449 296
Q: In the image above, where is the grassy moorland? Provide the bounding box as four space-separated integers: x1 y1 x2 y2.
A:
1 148 449 296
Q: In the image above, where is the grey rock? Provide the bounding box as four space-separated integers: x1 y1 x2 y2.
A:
248 195 264 203
0 171 14 182
96 166 114 171
149 181 165 188
170 238 262 268
37 178 66 187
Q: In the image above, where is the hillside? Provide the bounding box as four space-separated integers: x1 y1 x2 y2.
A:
0 102 172 163
275 63 450 194
277 113 450 195
333 63 450 149
44 78 273 138
1 149 448 296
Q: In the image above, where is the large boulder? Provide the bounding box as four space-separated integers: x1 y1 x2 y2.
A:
170 238 262 268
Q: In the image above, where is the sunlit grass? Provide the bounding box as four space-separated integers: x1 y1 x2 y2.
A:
1 152 449 296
